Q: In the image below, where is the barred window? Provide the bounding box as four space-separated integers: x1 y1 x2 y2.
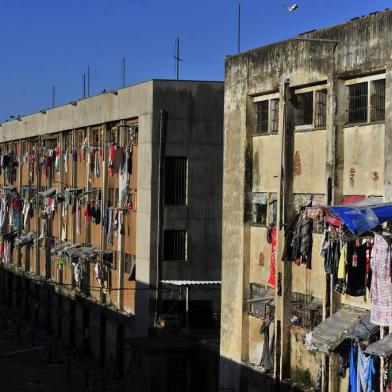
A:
164 230 187 261
91 128 102 147
291 292 322 330
255 101 269 134
348 82 368 123
270 99 279 133
165 157 187 205
370 79 385 122
295 92 313 126
167 357 188 392
315 90 327 128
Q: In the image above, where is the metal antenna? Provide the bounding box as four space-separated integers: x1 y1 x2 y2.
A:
121 58 126 87
87 66 90 97
237 0 241 54
83 73 86 99
174 38 183 80
52 86 55 108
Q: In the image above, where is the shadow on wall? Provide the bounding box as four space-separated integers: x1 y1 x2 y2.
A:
219 355 305 392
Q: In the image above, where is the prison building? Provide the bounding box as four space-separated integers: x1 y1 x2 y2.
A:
0 79 223 391
220 10 392 392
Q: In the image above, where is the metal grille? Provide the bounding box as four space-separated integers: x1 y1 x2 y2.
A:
165 157 187 205
255 101 269 134
270 98 279 133
167 357 188 392
315 89 327 127
163 230 187 261
295 92 313 126
348 82 368 123
291 292 322 330
371 79 385 121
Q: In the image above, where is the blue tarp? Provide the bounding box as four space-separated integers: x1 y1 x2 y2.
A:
330 202 392 236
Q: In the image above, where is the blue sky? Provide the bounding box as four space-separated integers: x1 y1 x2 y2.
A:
0 0 390 121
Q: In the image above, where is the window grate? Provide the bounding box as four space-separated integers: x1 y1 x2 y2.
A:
348 82 368 123
165 157 187 205
270 99 279 133
167 357 188 392
371 79 385 122
255 101 269 134
295 92 313 126
164 230 187 261
291 292 322 330
315 90 327 128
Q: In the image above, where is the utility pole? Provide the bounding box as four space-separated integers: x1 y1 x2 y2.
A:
52 86 55 108
174 38 183 80
121 58 126 88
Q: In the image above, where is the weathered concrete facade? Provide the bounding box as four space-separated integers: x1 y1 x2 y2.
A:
0 79 223 390
220 10 392 391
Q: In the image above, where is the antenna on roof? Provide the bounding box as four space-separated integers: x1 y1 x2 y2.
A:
83 73 86 99
174 38 183 80
87 66 90 97
52 86 55 108
121 58 126 88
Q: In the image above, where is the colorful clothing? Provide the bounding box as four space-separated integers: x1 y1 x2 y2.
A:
370 234 392 326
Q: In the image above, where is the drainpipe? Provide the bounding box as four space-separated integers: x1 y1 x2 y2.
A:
154 110 167 327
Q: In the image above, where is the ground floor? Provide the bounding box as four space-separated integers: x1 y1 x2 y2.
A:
0 267 221 392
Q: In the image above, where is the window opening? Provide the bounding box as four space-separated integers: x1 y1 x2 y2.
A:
290 292 322 330
295 92 313 126
370 79 385 122
165 157 187 205
348 82 368 124
167 357 188 392
270 98 279 133
255 101 269 134
163 230 187 261
315 90 327 128
251 193 268 225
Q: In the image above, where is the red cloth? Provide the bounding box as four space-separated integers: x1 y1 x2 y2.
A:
268 228 277 287
84 204 92 221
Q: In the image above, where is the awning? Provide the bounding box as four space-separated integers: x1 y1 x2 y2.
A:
51 241 72 255
342 312 379 342
160 280 221 286
306 305 368 353
365 333 392 357
14 232 35 248
39 188 57 197
330 202 392 236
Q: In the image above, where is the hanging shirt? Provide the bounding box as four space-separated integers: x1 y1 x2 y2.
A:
356 346 377 392
370 234 392 326
346 241 367 297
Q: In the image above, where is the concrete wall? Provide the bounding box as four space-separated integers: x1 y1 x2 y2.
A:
221 9 392 391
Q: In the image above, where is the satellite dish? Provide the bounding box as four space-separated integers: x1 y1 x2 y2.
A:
282 3 299 12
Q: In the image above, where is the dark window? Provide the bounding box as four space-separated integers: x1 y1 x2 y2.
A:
167 357 188 392
164 230 187 261
291 292 322 330
315 90 327 128
270 99 279 133
348 82 368 123
253 203 267 225
252 193 268 225
371 79 385 122
165 157 187 205
255 101 269 134
295 92 313 126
